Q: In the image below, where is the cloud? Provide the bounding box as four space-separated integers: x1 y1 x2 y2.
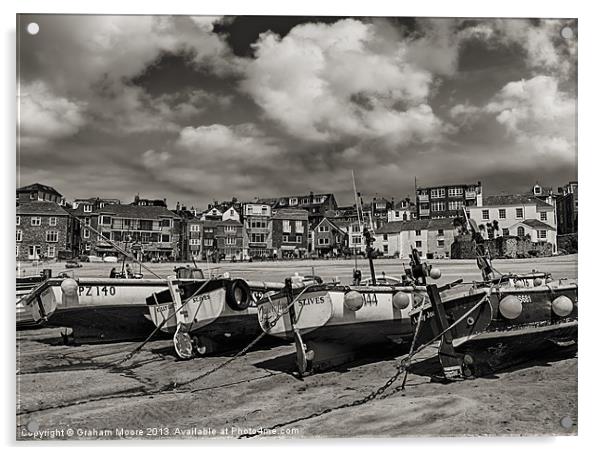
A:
19 81 86 146
19 15 241 137
241 19 450 144
485 75 576 161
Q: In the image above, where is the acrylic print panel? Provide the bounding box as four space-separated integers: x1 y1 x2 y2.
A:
16 14 577 440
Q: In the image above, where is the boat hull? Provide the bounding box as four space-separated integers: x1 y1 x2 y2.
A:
410 284 578 376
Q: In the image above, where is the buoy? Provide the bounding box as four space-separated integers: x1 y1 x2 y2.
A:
429 268 442 280
552 295 573 317
60 278 78 296
533 278 543 287
344 291 363 311
499 295 522 319
392 292 410 310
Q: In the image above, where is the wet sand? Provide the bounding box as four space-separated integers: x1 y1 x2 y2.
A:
16 256 578 439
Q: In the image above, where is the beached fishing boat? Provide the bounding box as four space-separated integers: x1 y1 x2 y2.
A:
145 274 318 359
17 266 207 342
408 211 578 379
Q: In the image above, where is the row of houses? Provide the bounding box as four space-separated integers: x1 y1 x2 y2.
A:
15 180 577 262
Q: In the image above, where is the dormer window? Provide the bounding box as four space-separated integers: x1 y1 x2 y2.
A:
83 204 92 213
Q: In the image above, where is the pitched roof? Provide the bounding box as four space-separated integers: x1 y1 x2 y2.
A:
16 183 62 197
272 208 309 220
94 204 179 219
17 201 69 216
482 194 553 209
515 219 557 231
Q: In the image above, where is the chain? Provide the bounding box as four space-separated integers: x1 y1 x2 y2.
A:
239 288 492 438
158 284 320 392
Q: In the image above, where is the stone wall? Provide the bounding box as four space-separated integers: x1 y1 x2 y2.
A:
451 235 554 259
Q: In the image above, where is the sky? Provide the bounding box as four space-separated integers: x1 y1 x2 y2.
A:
17 15 577 209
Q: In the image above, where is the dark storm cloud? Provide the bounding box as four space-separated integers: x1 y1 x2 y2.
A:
17 15 577 207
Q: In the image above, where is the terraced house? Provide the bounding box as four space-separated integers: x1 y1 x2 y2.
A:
71 203 180 260
271 208 309 258
16 201 73 261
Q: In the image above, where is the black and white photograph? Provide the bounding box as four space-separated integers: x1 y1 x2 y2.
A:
14 10 579 440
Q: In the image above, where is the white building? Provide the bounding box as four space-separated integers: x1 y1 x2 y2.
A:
221 205 240 222
387 199 415 222
467 194 557 252
374 219 455 259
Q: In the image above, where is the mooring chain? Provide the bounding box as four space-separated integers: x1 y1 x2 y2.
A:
111 276 221 367
160 284 321 392
240 289 492 438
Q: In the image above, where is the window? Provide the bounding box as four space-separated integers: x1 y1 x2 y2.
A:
448 187 464 197
161 234 170 243
383 245 389 254
16 216 20 225
204 239 214 246
482 210 489 220
517 226 525 237
28 245 40 260
83 205 92 213
49 216 57 226
46 246 56 258
225 237 236 245
283 234 289 242
85 217 90 225
225 225 236 233
16 245 19 257
537 230 547 239
516 208 524 219
383 234 388 241
189 239 200 246
31 217 41 226
437 239 445 247
438 229 444 236
352 224 360 233
395 211 400 218
161 219 171 228
295 221 303 233
448 201 464 211
415 230 421 236
85 244 91 251
318 238 330 245
16 230 22 242
83 229 90 239
190 224 200 232
415 240 422 248
498 209 506 219
100 215 111 225
283 220 291 233
540 212 548 221
318 224 329 232
46 231 58 243
204 228 214 234
289 198 298 206
502 228 509 236
430 188 445 198
296 235 302 243
251 233 266 243
431 201 446 212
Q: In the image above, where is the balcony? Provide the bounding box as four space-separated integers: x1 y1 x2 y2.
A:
418 194 429 202
465 191 477 199
419 208 430 216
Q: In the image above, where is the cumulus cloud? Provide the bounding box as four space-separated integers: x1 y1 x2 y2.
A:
485 75 576 160
19 15 241 137
241 19 450 145
19 81 86 146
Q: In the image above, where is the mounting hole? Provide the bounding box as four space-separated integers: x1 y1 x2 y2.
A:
26 22 40 35
561 27 573 40
466 316 475 326
560 416 573 429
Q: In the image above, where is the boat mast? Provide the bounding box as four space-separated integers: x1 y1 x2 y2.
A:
352 171 377 285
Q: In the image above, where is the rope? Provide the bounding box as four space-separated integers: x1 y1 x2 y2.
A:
159 283 320 392
112 275 221 366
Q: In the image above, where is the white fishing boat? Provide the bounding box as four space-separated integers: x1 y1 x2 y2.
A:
145 274 317 359
17 266 208 342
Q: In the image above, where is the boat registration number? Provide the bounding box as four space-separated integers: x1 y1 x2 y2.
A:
515 294 532 303
362 293 378 306
78 285 117 297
